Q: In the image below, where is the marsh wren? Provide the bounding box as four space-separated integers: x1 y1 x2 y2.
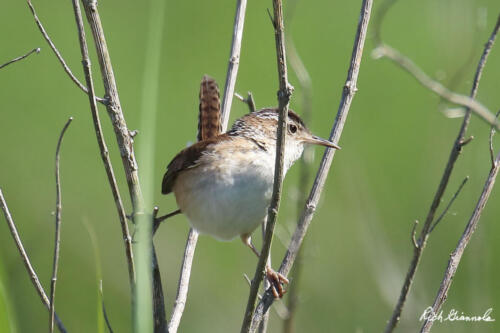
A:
161 77 340 297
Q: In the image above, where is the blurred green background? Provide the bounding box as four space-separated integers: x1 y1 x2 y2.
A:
1 0 500 332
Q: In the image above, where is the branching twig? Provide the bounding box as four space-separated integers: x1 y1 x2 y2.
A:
153 208 181 234
27 0 106 104
70 0 135 288
0 47 40 70
420 150 500 333
247 1 372 331
372 44 500 130
81 0 144 214
0 190 67 333
240 1 294 332
382 11 500 333
49 117 73 333
168 228 199 333
235 92 256 113
428 176 469 233
220 0 248 129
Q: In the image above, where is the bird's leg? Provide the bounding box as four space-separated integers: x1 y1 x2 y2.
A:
240 234 289 298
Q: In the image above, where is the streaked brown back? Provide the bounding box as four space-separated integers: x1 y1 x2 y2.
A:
197 75 222 141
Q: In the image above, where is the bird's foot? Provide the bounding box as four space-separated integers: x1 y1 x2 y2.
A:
265 266 289 298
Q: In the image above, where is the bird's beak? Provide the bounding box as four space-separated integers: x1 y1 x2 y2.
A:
304 135 341 149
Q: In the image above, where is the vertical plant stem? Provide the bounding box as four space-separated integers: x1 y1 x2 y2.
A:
71 0 136 291
137 0 166 330
80 0 147 329
241 1 293 332
220 0 248 129
247 1 372 330
283 0 313 330
81 0 145 213
49 117 73 333
168 2 249 330
168 229 199 333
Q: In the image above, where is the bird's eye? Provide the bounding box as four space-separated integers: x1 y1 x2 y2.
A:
289 124 297 134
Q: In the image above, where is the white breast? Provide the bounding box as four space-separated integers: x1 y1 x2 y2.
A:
173 137 304 241
173 148 275 240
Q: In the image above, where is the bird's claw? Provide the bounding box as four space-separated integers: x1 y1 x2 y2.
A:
265 266 289 298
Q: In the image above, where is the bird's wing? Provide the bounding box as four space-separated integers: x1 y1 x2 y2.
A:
161 135 231 195
162 75 223 195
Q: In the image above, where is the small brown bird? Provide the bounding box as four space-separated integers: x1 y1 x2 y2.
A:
162 76 340 297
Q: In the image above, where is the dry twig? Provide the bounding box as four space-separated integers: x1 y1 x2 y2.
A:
70 0 135 288
428 176 469 234
381 10 500 332
49 117 73 333
81 0 144 213
221 0 248 129
235 92 257 113
168 3 250 330
0 47 40 70
168 228 199 333
247 1 372 331
283 0 313 330
420 150 500 332
372 44 500 130
27 0 106 103
0 190 67 333
240 0 294 331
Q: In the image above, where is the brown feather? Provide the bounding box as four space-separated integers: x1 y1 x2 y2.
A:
161 134 231 195
197 75 222 141
163 75 223 195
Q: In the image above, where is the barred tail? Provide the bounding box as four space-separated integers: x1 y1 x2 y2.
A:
197 75 222 141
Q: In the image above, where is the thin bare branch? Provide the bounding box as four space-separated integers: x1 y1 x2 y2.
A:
26 0 106 104
248 1 372 330
152 246 167 333
0 47 40 70
0 189 67 333
283 0 313 330
259 220 271 333
70 0 135 287
429 176 469 233
420 150 500 332
49 117 73 333
153 208 181 234
81 0 144 213
383 11 500 333
372 44 499 130
220 0 248 129
168 228 199 333
241 0 294 331
235 92 257 113
168 3 249 329
150 207 167 332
